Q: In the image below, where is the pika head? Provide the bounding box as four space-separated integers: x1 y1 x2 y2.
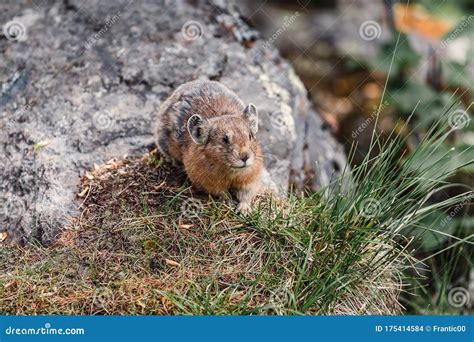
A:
186 104 260 170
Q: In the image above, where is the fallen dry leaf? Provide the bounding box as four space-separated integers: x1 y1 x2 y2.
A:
394 3 451 40
4 281 15 289
164 259 181 267
78 187 89 198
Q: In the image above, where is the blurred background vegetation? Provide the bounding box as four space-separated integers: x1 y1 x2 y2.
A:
239 0 473 314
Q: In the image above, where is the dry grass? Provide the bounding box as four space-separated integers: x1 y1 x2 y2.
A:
0 151 403 315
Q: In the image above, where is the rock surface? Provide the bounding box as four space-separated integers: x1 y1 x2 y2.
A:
0 0 346 244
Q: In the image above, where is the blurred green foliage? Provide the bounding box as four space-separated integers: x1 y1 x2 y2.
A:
357 1 473 314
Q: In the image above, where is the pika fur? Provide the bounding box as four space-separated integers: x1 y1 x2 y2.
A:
156 80 263 213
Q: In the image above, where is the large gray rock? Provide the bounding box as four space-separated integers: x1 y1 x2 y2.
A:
0 0 346 244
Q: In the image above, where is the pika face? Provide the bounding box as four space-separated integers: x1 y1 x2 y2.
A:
187 104 260 171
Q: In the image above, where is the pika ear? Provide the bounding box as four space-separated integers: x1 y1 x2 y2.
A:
243 103 258 134
187 114 209 144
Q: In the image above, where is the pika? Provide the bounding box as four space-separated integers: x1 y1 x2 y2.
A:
156 80 263 213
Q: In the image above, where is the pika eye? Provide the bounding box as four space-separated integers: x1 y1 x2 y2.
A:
223 135 230 144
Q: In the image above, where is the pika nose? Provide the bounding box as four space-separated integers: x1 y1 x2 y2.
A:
240 153 249 163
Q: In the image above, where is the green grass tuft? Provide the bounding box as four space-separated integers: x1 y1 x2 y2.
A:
0 117 472 315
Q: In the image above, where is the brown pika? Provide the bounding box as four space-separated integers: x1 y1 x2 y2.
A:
156 80 263 213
